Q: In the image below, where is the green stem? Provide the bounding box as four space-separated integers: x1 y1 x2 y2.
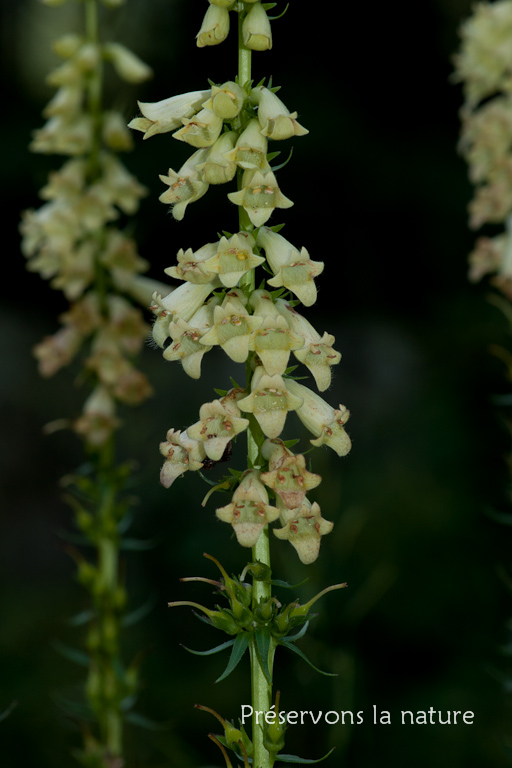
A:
237 6 274 766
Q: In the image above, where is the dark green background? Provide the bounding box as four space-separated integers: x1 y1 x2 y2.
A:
2 0 511 766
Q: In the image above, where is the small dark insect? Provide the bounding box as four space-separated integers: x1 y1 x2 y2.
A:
202 441 232 470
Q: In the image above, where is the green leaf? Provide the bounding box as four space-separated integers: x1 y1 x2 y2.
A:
122 596 156 627
285 620 310 643
124 712 167 731
120 538 157 551
254 626 272 683
267 150 281 162
276 749 335 764
216 632 250 683
270 223 286 233
0 701 17 723
267 2 290 20
214 388 228 397
182 638 235 656
230 376 243 389
271 147 293 173
279 640 337 677
270 577 308 590
52 641 90 668
66 609 94 627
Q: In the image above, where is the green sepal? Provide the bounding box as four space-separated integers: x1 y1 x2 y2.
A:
267 150 281 162
254 626 272 683
278 639 337 677
181 638 235 656
269 222 286 233
216 632 251 683
214 388 228 396
276 748 335 764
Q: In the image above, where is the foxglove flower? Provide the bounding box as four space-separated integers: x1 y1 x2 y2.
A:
129 90 210 139
227 169 293 227
159 148 210 220
250 86 308 140
273 499 333 564
237 366 303 438
286 379 351 456
187 400 249 461
216 470 279 547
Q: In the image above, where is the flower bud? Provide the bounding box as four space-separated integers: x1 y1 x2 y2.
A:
203 81 246 119
263 693 286 755
243 2 272 51
103 43 153 84
196 5 230 47
52 34 83 59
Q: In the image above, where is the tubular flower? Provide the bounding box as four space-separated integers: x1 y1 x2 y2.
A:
165 242 218 285
163 296 220 379
227 169 293 227
199 301 263 363
128 89 210 139
196 131 238 185
273 499 333 565
249 288 281 320
196 4 230 47
149 281 217 349
257 228 324 307
223 118 270 171
276 299 341 391
73 385 120 447
187 399 250 461
248 314 304 376
103 42 153 84
202 233 265 287
202 81 246 120
260 438 321 510
216 470 279 547
173 108 224 149
159 148 210 220
250 86 308 140
243 2 272 52
159 428 206 489
285 379 351 457
237 366 303 438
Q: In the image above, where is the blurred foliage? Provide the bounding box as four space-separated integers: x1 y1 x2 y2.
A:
2 0 512 767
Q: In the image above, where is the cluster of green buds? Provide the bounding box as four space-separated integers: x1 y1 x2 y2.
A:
169 554 346 764
454 0 512 299
196 0 273 51
131 72 351 565
20 0 163 447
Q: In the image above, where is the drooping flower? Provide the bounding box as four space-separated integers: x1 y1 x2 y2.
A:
248 314 304 376
216 470 279 547
237 366 303 438
285 379 351 456
199 301 263 363
273 498 333 565
196 131 238 185
227 169 293 227
202 233 265 287
159 428 206 488
243 2 272 51
173 108 224 149
164 242 218 285
223 118 270 171
250 86 308 140
276 299 341 390
128 90 210 139
159 148 210 220
257 228 324 307
196 4 231 47
260 438 321 510
202 81 246 119
187 399 249 461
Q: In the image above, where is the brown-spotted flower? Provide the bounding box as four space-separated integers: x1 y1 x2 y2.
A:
227 170 293 227
216 470 279 547
187 399 249 461
273 498 333 565
237 366 303 438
